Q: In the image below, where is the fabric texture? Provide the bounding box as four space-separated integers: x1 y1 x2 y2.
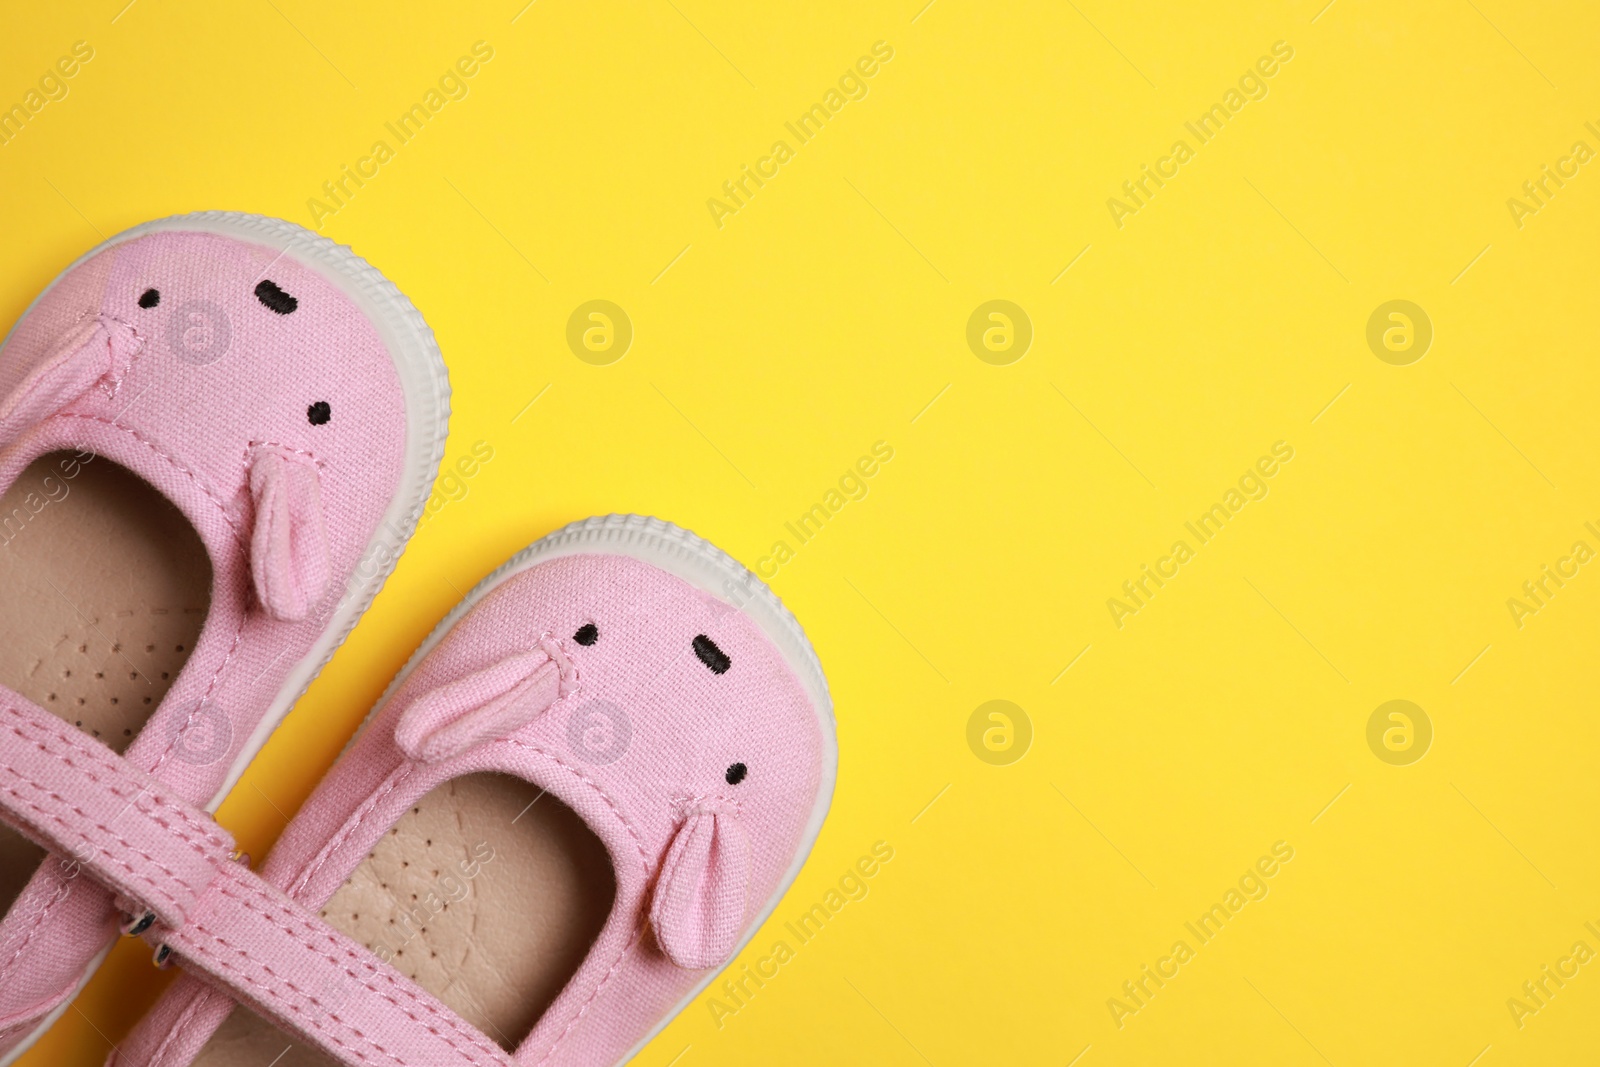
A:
115 548 828 1066
247 444 332 621
0 691 237 930
0 225 413 1056
393 643 568 763
0 314 140 449
649 807 751 970
0 685 508 1066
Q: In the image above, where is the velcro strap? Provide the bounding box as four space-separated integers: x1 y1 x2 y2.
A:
147 860 512 1066
0 690 235 930
0 691 508 1065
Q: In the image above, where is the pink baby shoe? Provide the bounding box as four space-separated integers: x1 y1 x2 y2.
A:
104 514 836 1067
0 213 449 1063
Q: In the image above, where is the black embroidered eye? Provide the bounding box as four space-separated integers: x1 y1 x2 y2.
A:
137 288 160 309
573 623 598 646
692 634 730 674
254 279 297 314
725 762 747 785
307 401 331 426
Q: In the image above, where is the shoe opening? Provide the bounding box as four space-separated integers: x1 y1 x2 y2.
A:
0 449 212 911
190 773 617 1066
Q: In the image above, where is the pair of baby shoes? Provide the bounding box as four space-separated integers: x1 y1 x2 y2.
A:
0 215 836 1066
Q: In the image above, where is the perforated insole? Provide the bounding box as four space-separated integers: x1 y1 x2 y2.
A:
193 773 616 1066
0 451 210 912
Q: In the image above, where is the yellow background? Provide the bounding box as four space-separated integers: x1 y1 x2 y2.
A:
4 0 1599 1063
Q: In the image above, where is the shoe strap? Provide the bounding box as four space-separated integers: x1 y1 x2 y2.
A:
0 687 236 931
143 860 512 1066
0 689 511 1066
0 694 505 1067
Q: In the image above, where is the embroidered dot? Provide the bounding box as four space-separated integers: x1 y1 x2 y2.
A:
137 288 160 309
725 762 748 785
254 279 298 314
573 623 599 646
693 634 731 674
307 401 331 425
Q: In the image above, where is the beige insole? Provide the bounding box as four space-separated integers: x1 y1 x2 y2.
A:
0 451 210 911
194 773 617 1065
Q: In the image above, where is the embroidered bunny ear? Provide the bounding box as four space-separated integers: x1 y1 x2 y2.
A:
393 642 573 763
249 446 331 621
650 808 750 969
0 314 139 449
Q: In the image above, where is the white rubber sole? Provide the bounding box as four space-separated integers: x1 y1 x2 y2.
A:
0 212 450 1066
354 513 838 1065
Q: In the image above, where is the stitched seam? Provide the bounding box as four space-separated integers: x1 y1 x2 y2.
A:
246 439 325 471
670 792 742 817
289 763 413 899
176 872 504 1063
1 725 229 859
0 770 218 916
100 313 147 401
505 741 656 1063
0 785 187 916
0 315 135 421
2 706 230 849
536 928 646 1066
500 738 650 864
0 758 212 885
146 984 213 1067
0 409 260 783
147 618 247 777
41 417 258 777
172 931 392 1067
270 739 650 1063
300 656 645 892
48 413 244 542
221 874 504 1059
2 731 229 859
0 879 72 991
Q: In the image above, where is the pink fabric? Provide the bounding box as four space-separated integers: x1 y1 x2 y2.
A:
0 314 139 448
0 223 415 1055
148 861 512 1066
649 807 750 970
0 691 235 929
107 982 233 1067
393 648 563 763
0 687 506 1066
0 862 117 1039
118 548 828 1066
248 444 331 621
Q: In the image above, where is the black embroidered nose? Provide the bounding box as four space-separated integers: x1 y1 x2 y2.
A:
692 634 730 674
573 623 598 646
307 401 331 426
137 288 160 309
254 279 297 314
725 762 747 785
